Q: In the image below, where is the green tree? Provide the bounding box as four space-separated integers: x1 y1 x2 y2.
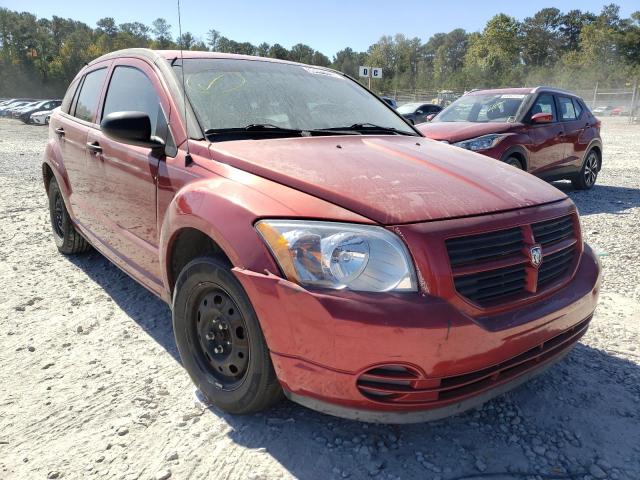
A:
151 18 172 48
464 14 522 87
289 43 315 64
206 28 220 51
521 8 562 68
268 43 289 60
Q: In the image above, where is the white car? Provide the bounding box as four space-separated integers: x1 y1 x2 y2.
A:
30 107 59 125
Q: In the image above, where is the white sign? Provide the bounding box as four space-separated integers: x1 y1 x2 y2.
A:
359 66 371 78
359 66 383 79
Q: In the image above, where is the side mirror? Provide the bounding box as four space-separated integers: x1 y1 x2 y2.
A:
531 112 553 124
425 113 436 122
101 111 165 151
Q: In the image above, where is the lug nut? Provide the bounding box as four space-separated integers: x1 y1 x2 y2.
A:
205 332 215 341
214 346 224 354
218 322 228 330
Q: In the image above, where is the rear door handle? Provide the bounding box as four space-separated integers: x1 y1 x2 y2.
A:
86 142 102 154
55 127 65 137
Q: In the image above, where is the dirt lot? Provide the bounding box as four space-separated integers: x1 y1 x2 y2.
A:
0 117 639 480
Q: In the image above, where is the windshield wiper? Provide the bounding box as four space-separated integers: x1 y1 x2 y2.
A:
205 123 360 141
205 124 304 135
322 123 418 136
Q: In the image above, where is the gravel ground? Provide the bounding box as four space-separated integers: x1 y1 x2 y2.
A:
0 117 639 480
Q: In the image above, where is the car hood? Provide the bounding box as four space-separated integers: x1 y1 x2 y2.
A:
209 135 566 225
416 121 517 143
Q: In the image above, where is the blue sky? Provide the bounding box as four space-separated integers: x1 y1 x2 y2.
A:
5 1 638 57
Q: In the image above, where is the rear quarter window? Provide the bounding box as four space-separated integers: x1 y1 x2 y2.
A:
61 78 80 114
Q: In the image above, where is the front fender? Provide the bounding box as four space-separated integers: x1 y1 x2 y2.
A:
158 178 285 292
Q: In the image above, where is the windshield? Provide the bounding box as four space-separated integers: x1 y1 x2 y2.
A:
397 103 420 114
434 93 528 123
176 58 414 136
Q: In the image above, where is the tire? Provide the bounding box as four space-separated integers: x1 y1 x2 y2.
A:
505 156 524 170
572 149 599 190
48 178 91 254
172 257 282 414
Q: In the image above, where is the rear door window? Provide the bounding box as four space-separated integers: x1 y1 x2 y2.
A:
73 68 107 123
557 96 577 121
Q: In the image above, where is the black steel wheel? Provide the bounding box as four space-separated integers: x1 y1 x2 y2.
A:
47 177 90 254
191 287 250 389
572 149 599 190
172 257 282 414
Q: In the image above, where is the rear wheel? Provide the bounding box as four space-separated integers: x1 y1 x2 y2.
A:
172 257 282 414
47 178 90 254
505 156 524 170
572 149 599 190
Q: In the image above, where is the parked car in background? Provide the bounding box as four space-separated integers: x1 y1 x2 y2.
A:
30 106 59 125
417 87 603 190
10 101 41 117
0 100 32 117
17 99 62 123
610 106 628 116
381 96 397 109
43 49 600 422
397 102 442 124
592 105 614 116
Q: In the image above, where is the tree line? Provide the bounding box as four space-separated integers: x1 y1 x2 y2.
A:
0 4 638 98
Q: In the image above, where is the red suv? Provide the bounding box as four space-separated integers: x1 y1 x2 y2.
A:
417 88 603 190
43 50 600 422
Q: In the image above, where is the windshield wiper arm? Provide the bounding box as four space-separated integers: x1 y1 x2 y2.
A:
205 123 361 139
322 123 418 136
205 124 304 135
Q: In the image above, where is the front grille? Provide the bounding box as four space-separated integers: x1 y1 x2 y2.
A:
446 214 579 307
446 228 524 267
532 215 574 246
453 264 526 304
538 246 575 287
356 316 591 406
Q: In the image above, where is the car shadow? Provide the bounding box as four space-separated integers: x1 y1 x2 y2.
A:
217 343 640 479
65 246 640 480
551 181 640 215
66 251 180 363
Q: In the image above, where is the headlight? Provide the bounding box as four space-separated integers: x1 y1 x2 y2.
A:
454 134 506 151
256 220 417 292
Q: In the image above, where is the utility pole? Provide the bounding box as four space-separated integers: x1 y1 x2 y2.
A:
629 78 638 125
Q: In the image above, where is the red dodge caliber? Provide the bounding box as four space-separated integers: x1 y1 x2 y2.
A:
43 49 600 423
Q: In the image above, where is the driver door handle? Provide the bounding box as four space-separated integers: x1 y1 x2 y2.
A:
55 127 65 137
86 141 102 154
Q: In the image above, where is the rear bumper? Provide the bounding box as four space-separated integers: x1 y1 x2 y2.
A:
233 243 600 422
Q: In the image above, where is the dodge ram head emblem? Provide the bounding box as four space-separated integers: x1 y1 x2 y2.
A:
529 246 543 268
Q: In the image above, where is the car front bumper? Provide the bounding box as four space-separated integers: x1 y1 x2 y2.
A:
233 243 600 423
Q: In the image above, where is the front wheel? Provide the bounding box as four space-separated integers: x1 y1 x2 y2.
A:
572 149 599 190
504 156 524 170
172 257 282 414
